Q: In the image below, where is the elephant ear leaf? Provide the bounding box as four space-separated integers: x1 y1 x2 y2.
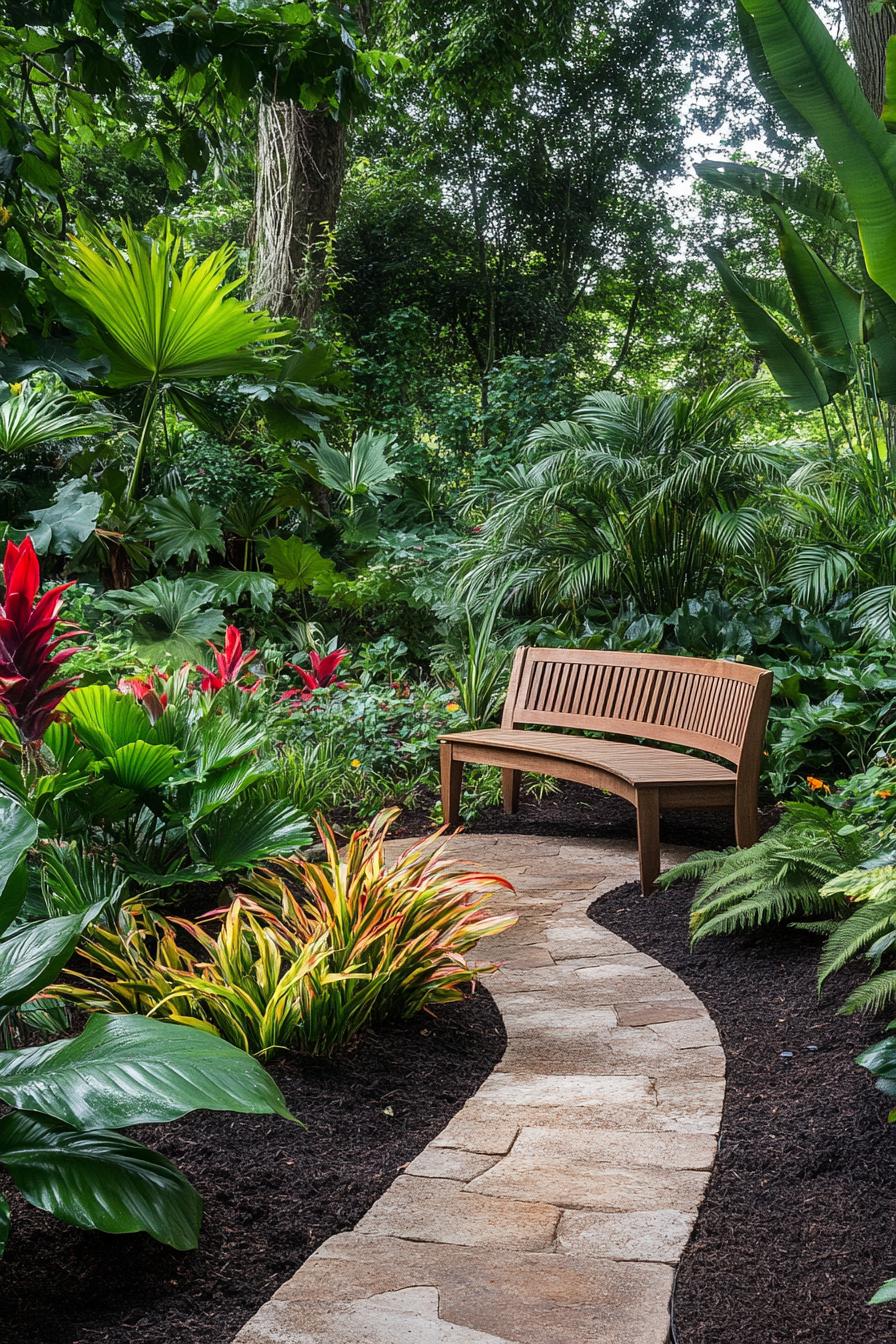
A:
0 798 38 937
741 0 896 301
769 204 864 368
706 246 831 410
0 1110 202 1249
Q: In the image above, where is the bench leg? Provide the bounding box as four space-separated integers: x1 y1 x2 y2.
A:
440 744 464 826
734 789 759 848
636 788 660 895
502 768 521 815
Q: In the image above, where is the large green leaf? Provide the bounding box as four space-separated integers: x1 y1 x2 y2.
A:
50 222 285 388
0 387 111 454
0 1014 294 1127
707 246 831 409
191 714 267 776
199 568 277 612
0 798 38 938
0 1111 202 1249
742 0 896 300
0 903 106 1012
99 741 182 792
62 685 151 757
736 0 815 139
264 536 337 594
31 479 103 555
770 205 864 368
311 430 398 501
695 160 852 231
146 490 225 565
99 578 225 664
187 758 267 822
193 800 311 872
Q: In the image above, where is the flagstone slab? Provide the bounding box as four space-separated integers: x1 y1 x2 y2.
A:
233 834 723 1344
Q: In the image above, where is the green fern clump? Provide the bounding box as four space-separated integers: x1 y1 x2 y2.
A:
818 862 896 1015
659 802 875 943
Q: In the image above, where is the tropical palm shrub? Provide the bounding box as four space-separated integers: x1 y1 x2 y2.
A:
0 385 111 454
455 380 786 617
0 797 292 1255
58 810 518 1057
700 0 896 636
49 222 285 501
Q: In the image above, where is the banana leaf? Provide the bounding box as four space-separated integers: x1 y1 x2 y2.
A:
736 0 815 139
707 246 831 410
770 204 864 369
742 0 896 301
696 159 853 232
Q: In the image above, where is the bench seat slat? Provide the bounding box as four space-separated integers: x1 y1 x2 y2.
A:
440 729 736 788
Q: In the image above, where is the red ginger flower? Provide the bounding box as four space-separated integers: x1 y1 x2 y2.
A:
196 625 261 694
280 647 349 704
118 669 170 723
0 536 82 743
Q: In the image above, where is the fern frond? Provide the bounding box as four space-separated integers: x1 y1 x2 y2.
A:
818 897 896 986
839 971 896 1016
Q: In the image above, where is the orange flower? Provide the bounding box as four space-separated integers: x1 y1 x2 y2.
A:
877 790 893 799
806 776 830 794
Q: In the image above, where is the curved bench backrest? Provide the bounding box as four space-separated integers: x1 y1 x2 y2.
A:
503 647 773 768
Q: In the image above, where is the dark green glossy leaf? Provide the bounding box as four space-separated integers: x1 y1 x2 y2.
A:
0 798 38 937
0 903 105 1012
0 1014 294 1127
0 1110 202 1248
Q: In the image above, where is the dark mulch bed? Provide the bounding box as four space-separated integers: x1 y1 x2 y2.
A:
0 990 506 1344
591 877 896 1344
382 779 780 847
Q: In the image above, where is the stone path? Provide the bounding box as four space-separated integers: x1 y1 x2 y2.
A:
234 834 724 1344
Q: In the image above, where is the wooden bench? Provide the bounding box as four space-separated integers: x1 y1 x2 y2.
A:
439 648 773 894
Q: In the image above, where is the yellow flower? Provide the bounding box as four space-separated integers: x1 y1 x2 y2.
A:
8 382 22 395
0 206 10 227
446 701 460 712
350 758 361 769
806 776 830 794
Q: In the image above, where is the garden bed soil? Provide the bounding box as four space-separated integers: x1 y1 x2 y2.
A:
591 876 896 1344
0 989 506 1344
385 778 780 848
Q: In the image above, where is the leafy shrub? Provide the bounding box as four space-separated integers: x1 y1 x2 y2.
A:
0 797 292 1255
59 810 518 1057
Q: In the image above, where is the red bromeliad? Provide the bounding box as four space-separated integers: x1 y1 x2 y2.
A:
197 625 261 694
0 536 82 743
280 647 349 704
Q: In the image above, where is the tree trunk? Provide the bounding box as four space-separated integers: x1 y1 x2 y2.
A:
251 101 347 324
841 0 896 112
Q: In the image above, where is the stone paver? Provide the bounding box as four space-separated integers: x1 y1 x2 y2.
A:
233 834 723 1344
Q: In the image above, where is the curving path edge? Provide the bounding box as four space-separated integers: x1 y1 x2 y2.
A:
234 834 724 1344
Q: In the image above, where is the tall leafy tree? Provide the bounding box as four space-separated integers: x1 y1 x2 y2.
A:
0 0 377 378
